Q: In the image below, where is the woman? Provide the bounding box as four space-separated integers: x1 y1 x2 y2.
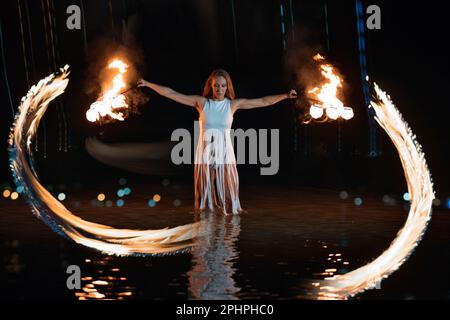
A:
138 69 297 214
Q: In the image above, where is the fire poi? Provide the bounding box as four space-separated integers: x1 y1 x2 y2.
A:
305 54 354 122
86 59 136 123
8 66 434 298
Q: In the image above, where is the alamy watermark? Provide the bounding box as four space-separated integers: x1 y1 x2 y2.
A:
367 5 381 30
66 5 81 30
66 265 81 290
171 121 279 176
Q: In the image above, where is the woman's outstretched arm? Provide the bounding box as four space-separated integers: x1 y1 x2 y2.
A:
137 79 206 108
232 89 297 111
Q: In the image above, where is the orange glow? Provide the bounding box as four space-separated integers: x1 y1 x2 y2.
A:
313 53 325 61
8 66 202 257
118 292 133 296
86 59 129 122
307 54 354 121
312 82 434 300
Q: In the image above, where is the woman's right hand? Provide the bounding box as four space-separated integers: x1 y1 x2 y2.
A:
137 78 150 88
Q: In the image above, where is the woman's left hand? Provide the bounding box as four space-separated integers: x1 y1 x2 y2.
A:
137 78 150 88
287 89 298 99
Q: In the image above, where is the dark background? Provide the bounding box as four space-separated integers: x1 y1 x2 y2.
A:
0 0 448 197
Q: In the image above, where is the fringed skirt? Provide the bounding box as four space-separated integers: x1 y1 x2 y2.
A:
194 128 242 215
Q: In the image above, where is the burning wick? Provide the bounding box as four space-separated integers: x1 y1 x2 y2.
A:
86 59 131 123
307 54 354 121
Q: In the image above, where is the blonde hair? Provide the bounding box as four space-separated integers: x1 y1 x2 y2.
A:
202 69 235 100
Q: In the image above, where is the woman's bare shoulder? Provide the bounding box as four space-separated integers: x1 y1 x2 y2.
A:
230 98 244 113
196 96 207 110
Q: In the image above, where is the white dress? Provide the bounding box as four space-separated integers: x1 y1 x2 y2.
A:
194 98 243 214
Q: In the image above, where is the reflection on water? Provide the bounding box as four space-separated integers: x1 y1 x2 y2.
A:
3 240 25 275
74 257 135 300
187 212 241 300
2 181 447 299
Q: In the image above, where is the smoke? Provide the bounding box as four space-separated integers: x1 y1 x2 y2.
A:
283 24 321 90
284 23 347 91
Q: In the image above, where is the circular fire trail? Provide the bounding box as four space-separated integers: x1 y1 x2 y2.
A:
8 67 434 299
8 66 201 256
308 79 434 299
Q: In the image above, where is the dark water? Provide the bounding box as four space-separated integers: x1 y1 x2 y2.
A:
1 179 449 300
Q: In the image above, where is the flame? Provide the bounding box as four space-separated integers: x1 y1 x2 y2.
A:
86 59 129 122
9 66 203 256
306 82 434 300
307 55 353 121
313 53 325 61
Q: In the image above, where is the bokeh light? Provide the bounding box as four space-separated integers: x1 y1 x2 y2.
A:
432 198 441 207
339 191 348 200
173 199 181 207
3 189 11 198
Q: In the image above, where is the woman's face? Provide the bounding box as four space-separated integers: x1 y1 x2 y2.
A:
211 76 227 100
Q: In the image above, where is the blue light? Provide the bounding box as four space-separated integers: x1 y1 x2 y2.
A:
354 197 363 206
123 187 131 195
148 199 156 207
116 199 124 207
446 198 450 209
403 193 410 201
117 189 125 197
355 0 377 156
16 186 24 193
